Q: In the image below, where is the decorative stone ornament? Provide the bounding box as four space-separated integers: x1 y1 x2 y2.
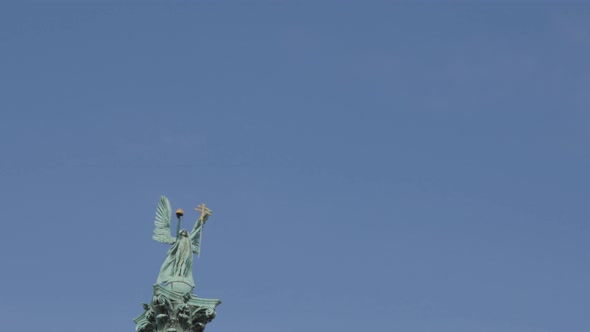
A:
135 196 221 332
134 285 220 332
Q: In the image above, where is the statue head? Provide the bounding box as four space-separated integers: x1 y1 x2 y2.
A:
180 229 189 237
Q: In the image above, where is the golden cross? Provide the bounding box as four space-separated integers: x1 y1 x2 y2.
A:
195 203 212 217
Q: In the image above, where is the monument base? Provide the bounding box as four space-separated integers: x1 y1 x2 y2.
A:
134 284 221 332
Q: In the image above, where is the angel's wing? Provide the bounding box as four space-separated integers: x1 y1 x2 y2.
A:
152 196 176 244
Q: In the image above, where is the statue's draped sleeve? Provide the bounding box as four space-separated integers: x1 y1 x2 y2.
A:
190 215 208 254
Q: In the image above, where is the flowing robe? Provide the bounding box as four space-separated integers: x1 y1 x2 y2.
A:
156 218 205 288
156 234 194 286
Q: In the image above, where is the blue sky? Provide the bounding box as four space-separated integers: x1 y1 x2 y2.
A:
1 2 589 331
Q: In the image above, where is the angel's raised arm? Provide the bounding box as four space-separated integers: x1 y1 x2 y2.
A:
190 212 210 255
189 213 209 239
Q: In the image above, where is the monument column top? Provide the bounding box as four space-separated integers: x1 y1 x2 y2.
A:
134 195 221 332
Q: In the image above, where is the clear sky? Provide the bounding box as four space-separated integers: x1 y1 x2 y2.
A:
0 2 589 331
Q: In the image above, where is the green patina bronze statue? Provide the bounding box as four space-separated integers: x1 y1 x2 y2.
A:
153 196 212 293
134 196 220 332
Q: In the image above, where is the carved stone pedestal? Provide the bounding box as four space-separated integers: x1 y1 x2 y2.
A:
134 284 221 332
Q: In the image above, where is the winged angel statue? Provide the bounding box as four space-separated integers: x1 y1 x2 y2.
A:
152 196 211 290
